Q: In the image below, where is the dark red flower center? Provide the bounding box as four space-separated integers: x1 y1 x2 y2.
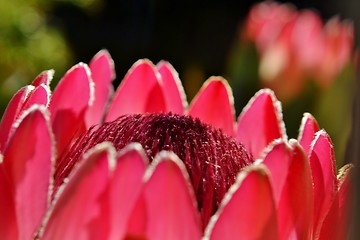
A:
55 113 253 228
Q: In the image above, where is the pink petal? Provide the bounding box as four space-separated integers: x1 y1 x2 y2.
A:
298 113 320 155
277 140 313 240
41 143 113 240
32 70 54 87
336 164 352 228
0 161 18 240
0 83 50 152
237 89 286 159
262 140 293 203
319 164 352 240
106 59 166 122
108 143 148 239
204 164 278 240
156 61 187 114
188 77 236 136
3 106 54 240
309 130 337 238
49 63 94 156
142 151 202 240
125 194 147 238
86 50 116 127
0 86 33 152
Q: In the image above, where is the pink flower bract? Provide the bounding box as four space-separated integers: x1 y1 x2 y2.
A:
0 50 352 240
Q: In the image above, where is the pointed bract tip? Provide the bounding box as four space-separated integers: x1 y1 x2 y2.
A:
145 150 188 182
288 138 300 147
82 141 117 171
32 69 55 87
132 58 156 68
259 138 287 161
337 163 353 186
299 113 318 132
156 60 188 113
116 142 149 166
238 88 287 139
204 163 271 238
91 49 116 80
12 104 50 131
309 129 333 152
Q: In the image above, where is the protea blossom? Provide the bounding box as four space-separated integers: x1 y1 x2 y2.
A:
245 1 354 100
0 50 352 239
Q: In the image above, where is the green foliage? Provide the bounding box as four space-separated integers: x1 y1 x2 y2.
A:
0 0 100 114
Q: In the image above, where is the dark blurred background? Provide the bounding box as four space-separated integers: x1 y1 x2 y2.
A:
51 0 352 98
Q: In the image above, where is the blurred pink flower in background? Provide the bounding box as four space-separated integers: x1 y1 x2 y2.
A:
245 1 354 101
0 50 352 239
